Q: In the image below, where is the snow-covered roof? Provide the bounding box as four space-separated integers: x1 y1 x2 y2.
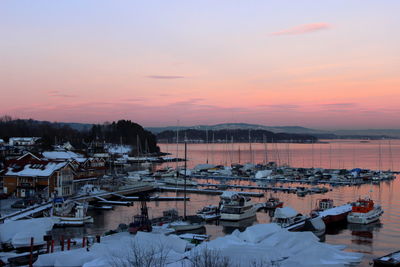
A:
5 161 68 177
107 145 132 154
42 151 84 160
9 137 39 142
274 206 299 219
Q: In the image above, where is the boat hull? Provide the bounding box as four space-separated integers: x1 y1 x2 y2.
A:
53 216 94 226
220 206 257 221
322 212 350 225
347 209 383 224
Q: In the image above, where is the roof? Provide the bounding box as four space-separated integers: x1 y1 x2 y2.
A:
5 161 69 177
42 151 84 160
9 137 40 142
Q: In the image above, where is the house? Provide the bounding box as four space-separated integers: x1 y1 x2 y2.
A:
42 150 106 191
0 139 5 146
9 137 40 146
71 157 106 191
1 153 74 198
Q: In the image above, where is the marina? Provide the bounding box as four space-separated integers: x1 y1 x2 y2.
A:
0 140 400 267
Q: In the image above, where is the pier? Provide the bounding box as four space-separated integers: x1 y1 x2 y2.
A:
158 186 264 197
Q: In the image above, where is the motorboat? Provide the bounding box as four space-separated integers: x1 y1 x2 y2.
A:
373 250 400 266
272 206 308 231
51 198 94 226
163 177 198 186
219 191 258 221
197 205 220 221
347 197 383 224
263 197 283 209
310 199 352 225
168 215 205 232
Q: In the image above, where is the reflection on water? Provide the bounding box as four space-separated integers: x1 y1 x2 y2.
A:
48 140 400 267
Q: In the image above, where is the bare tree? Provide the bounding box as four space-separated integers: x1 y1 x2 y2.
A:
110 240 171 267
185 247 231 267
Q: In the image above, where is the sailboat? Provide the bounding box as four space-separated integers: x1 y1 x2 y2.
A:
168 142 205 232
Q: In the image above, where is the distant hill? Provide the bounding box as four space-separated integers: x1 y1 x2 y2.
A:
332 129 400 138
156 129 317 143
147 123 400 139
146 123 327 135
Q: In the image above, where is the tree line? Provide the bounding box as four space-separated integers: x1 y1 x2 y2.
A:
0 116 159 153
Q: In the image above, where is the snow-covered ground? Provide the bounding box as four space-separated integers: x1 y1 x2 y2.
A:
33 223 362 267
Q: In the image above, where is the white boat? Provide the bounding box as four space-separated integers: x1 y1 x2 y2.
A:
347 197 383 224
168 216 205 232
77 184 107 196
197 205 220 221
163 177 198 186
219 191 257 221
273 206 308 231
51 199 94 226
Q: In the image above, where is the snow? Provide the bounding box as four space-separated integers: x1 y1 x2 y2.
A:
194 164 216 170
255 170 273 179
274 206 299 218
107 145 131 154
43 151 84 160
319 204 352 217
33 223 362 267
0 218 54 247
5 162 68 177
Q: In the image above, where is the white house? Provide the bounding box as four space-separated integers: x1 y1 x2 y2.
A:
9 137 40 146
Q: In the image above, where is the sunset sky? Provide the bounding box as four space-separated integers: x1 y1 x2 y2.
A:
1 1 399 129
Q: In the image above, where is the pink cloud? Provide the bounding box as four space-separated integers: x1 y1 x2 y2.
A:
271 23 331 36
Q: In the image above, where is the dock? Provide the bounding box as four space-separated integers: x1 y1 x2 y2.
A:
158 186 264 197
191 175 365 186
0 183 155 222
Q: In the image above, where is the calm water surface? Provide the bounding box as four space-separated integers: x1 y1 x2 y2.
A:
55 140 400 266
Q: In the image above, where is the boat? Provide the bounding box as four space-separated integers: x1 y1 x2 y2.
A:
178 233 209 245
128 214 152 234
347 197 383 224
89 204 113 210
197 205 220 221
168 215 205 232
272 206 308 231
296 187 308 197
373 250 400 266
310 199 352 225
51 198 94 226
163 177 198 186
303 216 326 237
219 191 258 221
263 196 283 209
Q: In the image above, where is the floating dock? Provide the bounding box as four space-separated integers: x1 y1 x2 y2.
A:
158 186 264 197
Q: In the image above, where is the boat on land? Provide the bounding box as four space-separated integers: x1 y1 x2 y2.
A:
347 197 383 224
197 205 220 221
51 198 93 226
310 199 352 225
373 250 400 266
219 191 258 221
272 206 308 231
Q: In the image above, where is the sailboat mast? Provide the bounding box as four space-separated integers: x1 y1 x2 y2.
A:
206 129 209 164
184 142 187 220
